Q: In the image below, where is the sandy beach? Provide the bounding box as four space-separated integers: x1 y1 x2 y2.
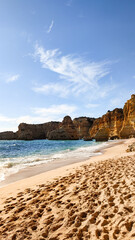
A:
0 138 135 240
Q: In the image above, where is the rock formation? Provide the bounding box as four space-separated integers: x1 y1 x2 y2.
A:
126 142 135 152
48 116 79 140
0 94 135 141
73 117 95 139
0 131 16 140
17 122 60 140
120 94 135 138
89 108 124 141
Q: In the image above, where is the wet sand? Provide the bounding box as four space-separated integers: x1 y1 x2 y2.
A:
0 138 135 239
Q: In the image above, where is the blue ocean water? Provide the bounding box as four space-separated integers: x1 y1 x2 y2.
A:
0 139 107 181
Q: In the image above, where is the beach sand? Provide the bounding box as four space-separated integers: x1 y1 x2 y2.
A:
0 138 135 239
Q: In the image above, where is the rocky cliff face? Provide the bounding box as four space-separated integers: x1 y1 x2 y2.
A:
0 131 17 140
89 95 135 141
0 94 135 141
120 94 135 138
90 108 124 141
17 122 60 140
73 117 95 139
48 116 79 140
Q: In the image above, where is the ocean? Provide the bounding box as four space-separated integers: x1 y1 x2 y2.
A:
0 139 107 182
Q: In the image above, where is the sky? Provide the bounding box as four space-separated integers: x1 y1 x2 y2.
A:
0 0 135 132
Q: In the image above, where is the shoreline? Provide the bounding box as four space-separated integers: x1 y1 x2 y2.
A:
0 138 134 203
0 139 122 188
0 138 135 239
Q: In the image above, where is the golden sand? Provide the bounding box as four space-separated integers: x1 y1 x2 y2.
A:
0 139 135 240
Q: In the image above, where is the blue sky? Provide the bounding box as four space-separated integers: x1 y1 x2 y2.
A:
0 0 135 131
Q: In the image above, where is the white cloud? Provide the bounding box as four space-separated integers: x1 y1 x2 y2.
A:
0 73 20 83
33 83 69 97
32 104 77 117
47 20 54 33
33 44 111 98
6 74 20 83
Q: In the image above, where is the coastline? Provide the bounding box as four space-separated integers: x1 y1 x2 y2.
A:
0 138 135 240
0 139 122 188
0 138 134 202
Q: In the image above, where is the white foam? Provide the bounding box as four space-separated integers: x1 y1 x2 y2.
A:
0 141 107 182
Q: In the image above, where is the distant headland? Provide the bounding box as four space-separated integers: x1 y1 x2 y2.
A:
0 94 135 141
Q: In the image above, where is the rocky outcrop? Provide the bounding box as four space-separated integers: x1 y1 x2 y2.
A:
126 142 135 152
48 116 79 140
120 94 135 138
0 94 135 141
90 108 124 141
73 117 95 139
0 131 16 140
17 122 60 140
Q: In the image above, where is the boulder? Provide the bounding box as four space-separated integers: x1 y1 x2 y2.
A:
126 142 135 152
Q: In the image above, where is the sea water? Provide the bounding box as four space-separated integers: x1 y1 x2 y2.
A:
0 139 107 182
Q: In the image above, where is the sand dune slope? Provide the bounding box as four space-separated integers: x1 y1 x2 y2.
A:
0 155 135 240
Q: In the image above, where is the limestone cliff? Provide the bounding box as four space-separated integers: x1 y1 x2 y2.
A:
73 117 95 139
0 94 135 141
90 108 124 141
0 131 17 140
17 122 60 140
120 94 135 138
48 116 79 140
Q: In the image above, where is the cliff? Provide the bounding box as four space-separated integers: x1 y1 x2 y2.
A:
89 94 135 141
0 131 17 140
0 94 135 141
90 108 124 141
48 116 79 140
120 94 135 138
17 122 60 140
73 117 95 139
0 116 95 141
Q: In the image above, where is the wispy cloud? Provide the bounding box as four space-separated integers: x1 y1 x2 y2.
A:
0 73 20 83
32 104 77 117
33 83 69 97
47 20 54 33
33 44 111 98
6 74 20 83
